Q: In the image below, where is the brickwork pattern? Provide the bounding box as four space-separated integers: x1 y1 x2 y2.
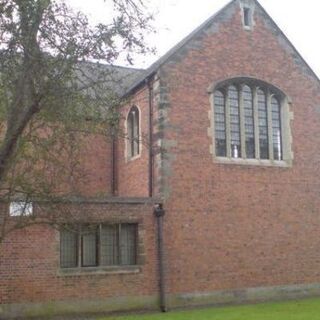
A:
0 203 157 305
117 88 150 197
2 0 320 315
159 2 320 296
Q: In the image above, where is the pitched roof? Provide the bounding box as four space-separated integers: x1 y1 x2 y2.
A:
123 0 320 96
77 62 145 96
99 64 145 95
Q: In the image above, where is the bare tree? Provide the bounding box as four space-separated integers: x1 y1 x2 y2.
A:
0 0 153 244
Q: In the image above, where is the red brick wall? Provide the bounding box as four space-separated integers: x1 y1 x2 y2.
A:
159 3 320 295
76 134 112 197
0 202 157 305
2 1 320 311
2 131 113 199
117 87 150 197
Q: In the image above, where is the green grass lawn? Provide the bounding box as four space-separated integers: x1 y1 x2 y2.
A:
99 298 320 320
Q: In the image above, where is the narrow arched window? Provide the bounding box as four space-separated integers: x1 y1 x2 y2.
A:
127 106 140 158
212 79 286 162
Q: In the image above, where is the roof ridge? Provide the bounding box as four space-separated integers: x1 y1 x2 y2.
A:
77 59 145 72
123 0 320 96
108 64 145 72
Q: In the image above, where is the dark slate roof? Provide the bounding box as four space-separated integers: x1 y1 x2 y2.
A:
76 61 145 97
99 64 145 95
123 0 320 96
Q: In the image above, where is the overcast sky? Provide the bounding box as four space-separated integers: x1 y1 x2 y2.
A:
66 0 320 77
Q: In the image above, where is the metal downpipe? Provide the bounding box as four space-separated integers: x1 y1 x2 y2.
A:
154 204 167 312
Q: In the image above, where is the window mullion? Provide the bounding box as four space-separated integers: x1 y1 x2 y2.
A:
78 225 82 268
267 90 274 160
225 89 231 158
98 224 102 267
118 224 122 265
239 85 246 159
253 87 260 159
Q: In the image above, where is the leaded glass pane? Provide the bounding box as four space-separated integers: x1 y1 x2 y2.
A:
100 225 119 266
127 112 133 157
213 81 286 161
243 85 255 158
60 230 78 268
120 224 137 265
271 96 282 160
214 90 226 157
257 89 269 159
228 86 241 158
81 227 98 267
133 109 139 155
60 223 138 269
128 106 140 158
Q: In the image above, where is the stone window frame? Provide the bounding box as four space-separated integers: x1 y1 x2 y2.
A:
58 221 144 276
208 77 293 167
125 105 142 162
240 0 255 31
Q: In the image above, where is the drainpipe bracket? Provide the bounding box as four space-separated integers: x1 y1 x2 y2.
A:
154 204 165 217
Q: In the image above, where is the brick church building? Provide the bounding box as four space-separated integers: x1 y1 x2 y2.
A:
2 0 320 318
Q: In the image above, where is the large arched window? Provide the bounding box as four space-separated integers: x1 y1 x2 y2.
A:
127 106 140 159
212 80 286 162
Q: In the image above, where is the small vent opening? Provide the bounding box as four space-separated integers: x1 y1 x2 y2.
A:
243 7 251 27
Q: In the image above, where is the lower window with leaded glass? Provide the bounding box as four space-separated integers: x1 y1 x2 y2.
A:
60 223 138 270
212 78 291 165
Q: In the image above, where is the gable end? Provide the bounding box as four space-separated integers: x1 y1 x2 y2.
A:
124 0 320 97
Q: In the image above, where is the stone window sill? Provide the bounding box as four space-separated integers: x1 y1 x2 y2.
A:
126 153 141 163
57 265 141 277
214 157 291 168
243 25 253 31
